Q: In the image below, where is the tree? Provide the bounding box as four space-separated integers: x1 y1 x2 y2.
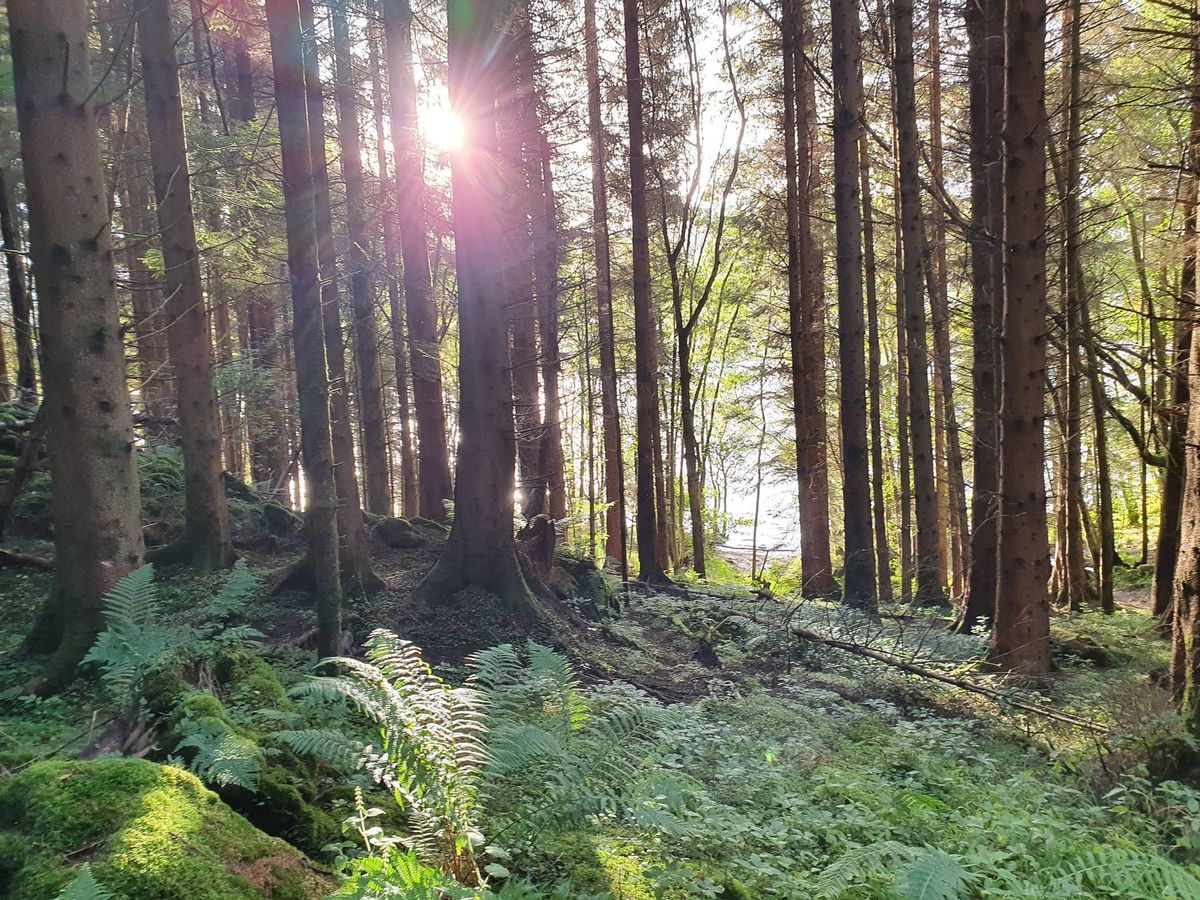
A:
623 0 669 585
296 0 380 592
415 0 541 617
962 0 1003 631
9 0 145 688
370 29 419 518
381 0 454 521
138 0 234 570
0 167 34 399
831 0 875 610
893 0 945 607
332 0 390 517
784 0 836 598
264 0 343 658
990 0 1051 674
583 0 627 571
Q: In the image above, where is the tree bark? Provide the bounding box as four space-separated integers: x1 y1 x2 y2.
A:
138 0 234 570
297 0 379 592
831 0 875 611
265 0 343 657
893 0 946 606
381 0 454 521
859 125 893 605
927 0 970 601
623 0 667 584
962 0 1003 630
9 0 145 688
791 0 836 598
369 30 419 519
584 0 627 571
991 0 1052 674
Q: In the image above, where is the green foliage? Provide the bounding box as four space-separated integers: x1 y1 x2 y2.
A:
285 629 486 881
82 561 263 705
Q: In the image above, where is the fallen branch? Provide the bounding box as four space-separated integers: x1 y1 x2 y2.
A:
627 584 1110 734
0 548 53 569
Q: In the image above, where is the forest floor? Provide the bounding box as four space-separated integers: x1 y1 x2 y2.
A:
2 516 1199 898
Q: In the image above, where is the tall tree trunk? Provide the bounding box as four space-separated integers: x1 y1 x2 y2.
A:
138 0 234 570
1172 315 1200 728
416 0 542 619
9 0 145 689
860 126 893 605
531 130 566 523
297 0 379 591
963 0 1003 630
926 0 969 600
332 0 390 516
623 0 667 584
369 30 418 518
584 0 627 571
0 168 35 399
793 0 836 598
265 0 343 657
381 0 454 521
831 0 875 610
991 0 1051 674
1057 0 1089 612
893 0 946 606
118 108 173 427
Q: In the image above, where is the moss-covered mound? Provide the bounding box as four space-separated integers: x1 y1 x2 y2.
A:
0 758 332 899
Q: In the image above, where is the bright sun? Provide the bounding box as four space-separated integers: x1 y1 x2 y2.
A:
425 105 465 152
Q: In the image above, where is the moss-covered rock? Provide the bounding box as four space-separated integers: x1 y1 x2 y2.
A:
0 758 332 899
372 516 425 549
217 764 340 857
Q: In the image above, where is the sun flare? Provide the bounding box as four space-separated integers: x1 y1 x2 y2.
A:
425 104 465 152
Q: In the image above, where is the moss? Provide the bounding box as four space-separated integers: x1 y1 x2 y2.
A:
213 648 288 707
0 758 331 899
139 659 193 719
530 831 683 900
218 766 339 856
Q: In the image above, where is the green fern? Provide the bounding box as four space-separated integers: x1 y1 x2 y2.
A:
899 849 968 900
205 559 259 621
274 727 366 772
55 864 114 900
1052 847 1200 898
289 629 486 883
175 723 263 790
83 562 262 702
82 564 192 697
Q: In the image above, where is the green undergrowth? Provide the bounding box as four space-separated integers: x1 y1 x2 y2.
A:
1 558 1199 898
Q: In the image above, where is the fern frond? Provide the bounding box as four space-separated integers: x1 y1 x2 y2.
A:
205 559 259 621
56 865 114 900
274 728 366 772
899 849 968 900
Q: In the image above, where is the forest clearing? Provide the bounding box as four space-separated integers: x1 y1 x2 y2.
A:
2 0 1200 895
